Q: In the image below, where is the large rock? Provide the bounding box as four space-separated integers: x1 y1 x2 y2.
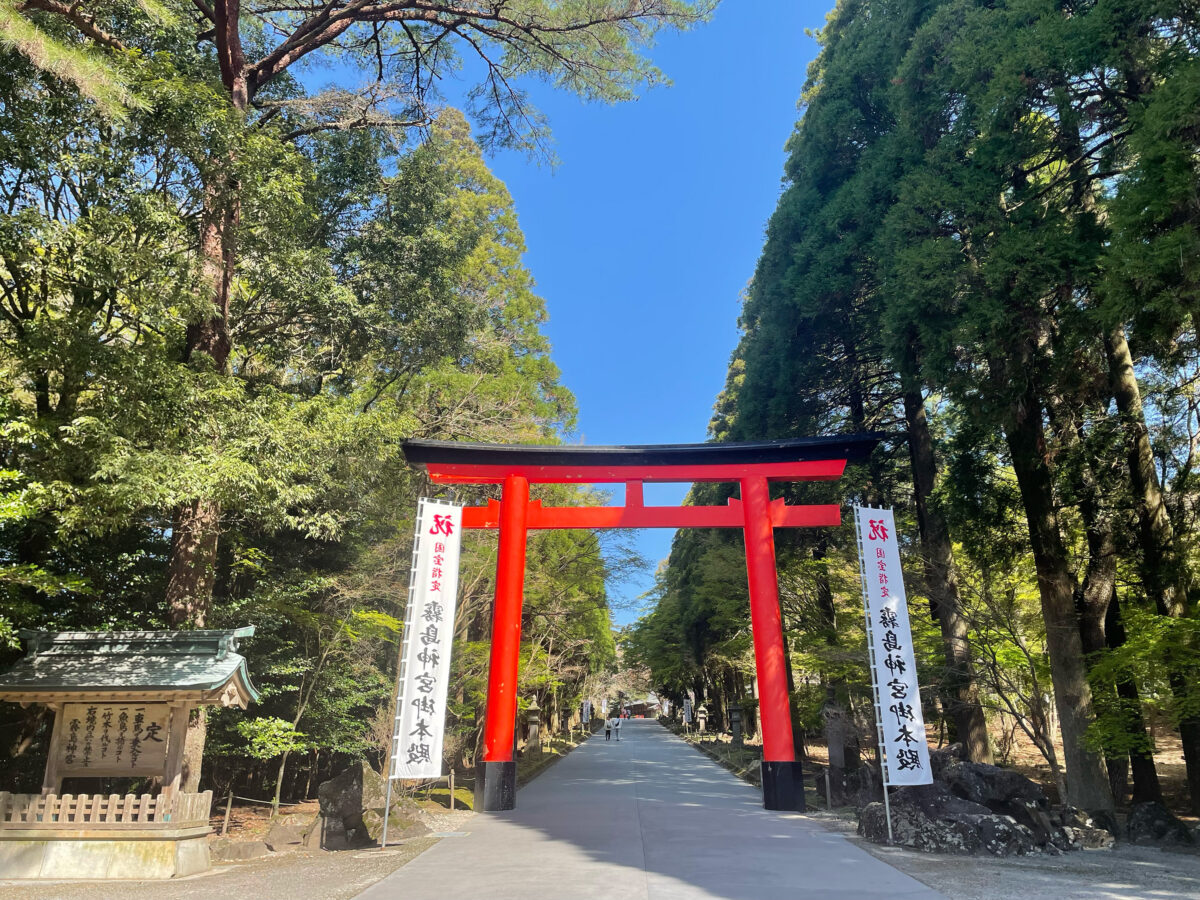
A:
938 757 1047 809
928 743 967 779
842 763 884 809
1008 799 1056 845
974 814 1039 856
1126 802 1195 846
859 801 981 854
306 815 351 851
853 745 1129 857
360 761 391 811
316 761 373 849
858 784 1042 857
886 782 993 819
855 767 1114 857
315 760 429 850
319 762 368 828
362 805 428 843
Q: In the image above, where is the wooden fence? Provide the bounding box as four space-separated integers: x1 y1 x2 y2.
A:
0 791 212 828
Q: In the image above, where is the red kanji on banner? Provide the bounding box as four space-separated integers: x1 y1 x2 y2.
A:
868 519 889 541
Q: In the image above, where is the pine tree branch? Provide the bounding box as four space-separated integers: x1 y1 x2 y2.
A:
16 0 128 50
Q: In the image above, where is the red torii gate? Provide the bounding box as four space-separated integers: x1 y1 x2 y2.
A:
401 435 881 812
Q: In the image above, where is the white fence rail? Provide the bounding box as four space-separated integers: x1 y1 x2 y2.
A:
0 791 212 828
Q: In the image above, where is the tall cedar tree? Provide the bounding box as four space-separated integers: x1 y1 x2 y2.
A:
8 0 710 625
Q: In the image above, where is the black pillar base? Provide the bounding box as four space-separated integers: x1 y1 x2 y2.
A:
475 760 517 811
761 760 806 812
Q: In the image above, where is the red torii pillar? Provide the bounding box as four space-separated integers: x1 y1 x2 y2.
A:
402 436 881 812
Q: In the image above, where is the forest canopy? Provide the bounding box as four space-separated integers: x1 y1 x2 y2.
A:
0 0 707 802
628 0 1200 817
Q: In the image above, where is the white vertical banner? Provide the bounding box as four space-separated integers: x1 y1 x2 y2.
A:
854 506 933 786
389 498 463 780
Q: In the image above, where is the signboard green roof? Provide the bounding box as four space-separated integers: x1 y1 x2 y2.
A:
0 628 259 706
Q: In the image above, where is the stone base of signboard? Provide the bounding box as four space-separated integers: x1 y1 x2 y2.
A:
0 827 210 879
475 761 517 811
761 760 806 812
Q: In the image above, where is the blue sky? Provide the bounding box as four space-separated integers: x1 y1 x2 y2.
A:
476 3 833 623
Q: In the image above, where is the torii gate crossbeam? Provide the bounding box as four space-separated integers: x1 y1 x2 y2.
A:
402 436 882 812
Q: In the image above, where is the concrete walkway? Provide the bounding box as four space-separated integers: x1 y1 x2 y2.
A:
358 719 944 900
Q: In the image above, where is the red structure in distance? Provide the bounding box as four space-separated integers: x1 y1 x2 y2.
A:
402 436 882 812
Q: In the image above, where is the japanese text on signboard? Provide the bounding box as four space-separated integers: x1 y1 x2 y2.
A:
58 703 170 775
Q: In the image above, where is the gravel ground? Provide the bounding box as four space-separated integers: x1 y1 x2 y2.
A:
0 810 475 900
811 810 1200 900
0 841 436 900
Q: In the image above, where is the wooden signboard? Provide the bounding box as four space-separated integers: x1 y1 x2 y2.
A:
57 703 171 776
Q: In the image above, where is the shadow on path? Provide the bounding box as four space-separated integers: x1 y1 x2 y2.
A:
356 719 944 900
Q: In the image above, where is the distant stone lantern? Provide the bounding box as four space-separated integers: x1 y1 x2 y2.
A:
527 699 541 756
730 706 744 746
697 704 709 733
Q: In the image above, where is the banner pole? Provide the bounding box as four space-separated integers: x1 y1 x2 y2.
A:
855 505 893 845
383 499 428 850
381 772 394 849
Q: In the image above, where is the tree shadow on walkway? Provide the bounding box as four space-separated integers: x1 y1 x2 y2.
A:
362 719 944 900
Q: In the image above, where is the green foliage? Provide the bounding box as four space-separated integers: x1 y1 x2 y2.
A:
237 716 307 761
0 4 143 116
0 31 624 797
636 0 1200 813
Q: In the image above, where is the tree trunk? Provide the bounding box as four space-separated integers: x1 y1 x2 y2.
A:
273 749 290 816
1105 325 1200 813
1077 557 1128 805
165 498 221 628
1000 366 1114 811
813 543 856 799
1074 534 1127 804
179 708 206 794
1044 386 1137 802
162 156 242 792
304 747 318 799
164 496 220 792
1106 592 1163 805
902 375 992 763
186 172 238 371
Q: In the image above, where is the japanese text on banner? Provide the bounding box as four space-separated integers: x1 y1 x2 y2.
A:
390 500 463 780
855 506 932 785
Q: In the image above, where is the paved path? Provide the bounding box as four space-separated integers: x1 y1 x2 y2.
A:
358 719 944 900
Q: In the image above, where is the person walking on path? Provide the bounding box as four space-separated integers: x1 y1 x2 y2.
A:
605 719 612 741
614 717 621 741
